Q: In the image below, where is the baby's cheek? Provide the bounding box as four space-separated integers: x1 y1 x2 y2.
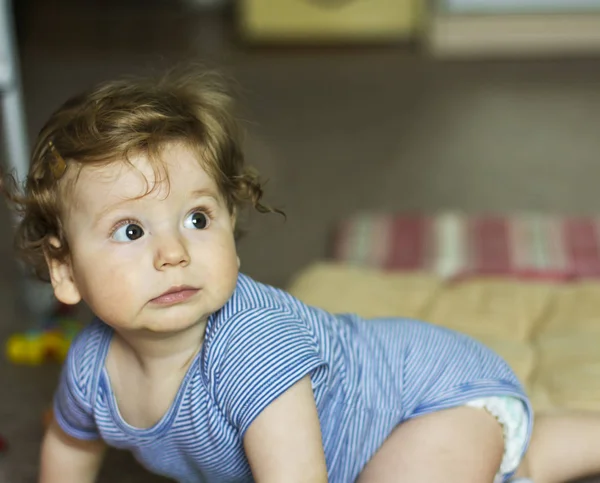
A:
205 244 239 303
83 257 141 305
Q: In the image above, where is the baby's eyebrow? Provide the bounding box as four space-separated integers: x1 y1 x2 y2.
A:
94 198 136 225
190 188 220 201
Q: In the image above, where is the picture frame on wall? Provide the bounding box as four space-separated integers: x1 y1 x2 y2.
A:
426 0 600 58
442 0 600 13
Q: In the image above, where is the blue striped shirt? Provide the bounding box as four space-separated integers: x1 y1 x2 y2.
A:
54 273 532 482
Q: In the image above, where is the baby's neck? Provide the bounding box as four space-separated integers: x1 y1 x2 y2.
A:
113 320 207 377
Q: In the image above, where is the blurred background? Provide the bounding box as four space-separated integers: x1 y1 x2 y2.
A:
2 0 600 481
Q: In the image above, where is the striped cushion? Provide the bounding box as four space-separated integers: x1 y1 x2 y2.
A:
332 212 600 280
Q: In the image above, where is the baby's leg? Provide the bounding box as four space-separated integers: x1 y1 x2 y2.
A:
515 411 600 483
356 406 503 483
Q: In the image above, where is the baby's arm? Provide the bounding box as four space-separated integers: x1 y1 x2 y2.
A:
215 307 329 481
243 375 328 483
41 322 107 482
40 416 106 483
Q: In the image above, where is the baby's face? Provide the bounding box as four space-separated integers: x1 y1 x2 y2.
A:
53 143 239 334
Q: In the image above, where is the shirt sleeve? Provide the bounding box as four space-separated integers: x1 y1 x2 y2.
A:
214 307 327 436
53 325 102 440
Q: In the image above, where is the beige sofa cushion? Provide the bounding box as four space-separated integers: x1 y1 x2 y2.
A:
287 262 600 412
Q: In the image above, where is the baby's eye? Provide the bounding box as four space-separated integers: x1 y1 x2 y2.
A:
184 211 210 230
112 223 145 242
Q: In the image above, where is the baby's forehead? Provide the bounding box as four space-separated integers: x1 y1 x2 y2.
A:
66 150 222 211
68 160 156 200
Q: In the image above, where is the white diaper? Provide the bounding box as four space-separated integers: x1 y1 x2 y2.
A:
465 396 530 483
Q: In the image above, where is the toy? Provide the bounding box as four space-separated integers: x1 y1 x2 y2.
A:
5 318 81 365
5 304 82 365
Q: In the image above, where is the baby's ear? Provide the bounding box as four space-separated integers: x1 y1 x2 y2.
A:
45 237 81 305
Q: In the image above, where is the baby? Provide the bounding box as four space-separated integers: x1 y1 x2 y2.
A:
5 68 600 483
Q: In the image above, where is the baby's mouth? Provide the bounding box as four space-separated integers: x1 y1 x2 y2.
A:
151 286 199 305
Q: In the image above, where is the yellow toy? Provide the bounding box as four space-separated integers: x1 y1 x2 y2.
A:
5 319 81 365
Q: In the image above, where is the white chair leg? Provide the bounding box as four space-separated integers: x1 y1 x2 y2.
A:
1 84 29 184
2 89 57 319
0 1 57 321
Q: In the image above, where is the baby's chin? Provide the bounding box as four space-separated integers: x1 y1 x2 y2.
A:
98 304 207 332
109 316 209 339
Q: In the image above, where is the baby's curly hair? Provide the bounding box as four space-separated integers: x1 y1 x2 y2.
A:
3 67 279 282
